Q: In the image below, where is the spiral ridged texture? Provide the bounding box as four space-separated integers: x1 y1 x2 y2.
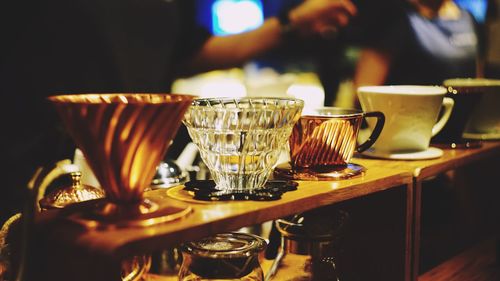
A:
183 98 303 191
49 94 194 203
290 116 362 168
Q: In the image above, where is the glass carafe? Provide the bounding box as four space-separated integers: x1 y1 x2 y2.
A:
179 232 266 280
266 209 349 281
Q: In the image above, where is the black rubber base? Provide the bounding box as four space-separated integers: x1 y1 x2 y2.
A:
183 180 298 201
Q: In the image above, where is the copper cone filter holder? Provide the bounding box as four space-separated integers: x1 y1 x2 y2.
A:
49 93 195 228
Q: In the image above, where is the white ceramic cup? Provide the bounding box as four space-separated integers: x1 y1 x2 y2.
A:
357 85 454 154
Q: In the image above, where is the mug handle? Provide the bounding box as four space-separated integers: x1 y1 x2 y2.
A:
357 111 385 153
431 97 455 137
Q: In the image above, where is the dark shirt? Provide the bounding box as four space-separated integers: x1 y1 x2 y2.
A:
368 4 479 85
0 0 210 222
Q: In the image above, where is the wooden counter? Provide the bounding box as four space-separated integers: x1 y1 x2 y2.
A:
38 163 412 260
353 140 500 281
32 141 500 281
354 141 500 179
419 238 500 281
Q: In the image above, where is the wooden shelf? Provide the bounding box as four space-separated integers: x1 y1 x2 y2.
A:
419 238 500 281
354 141 500 281
32 141 500 281
37 162 412 260
354 141 500 180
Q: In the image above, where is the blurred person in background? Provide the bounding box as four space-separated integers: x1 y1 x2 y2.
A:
312 0 405 106
484 0 500 76
0 0 356 223
353 0 484 89
351 0 497 272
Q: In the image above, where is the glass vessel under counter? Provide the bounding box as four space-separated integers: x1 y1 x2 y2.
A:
179 232 267 281
266 209 349 281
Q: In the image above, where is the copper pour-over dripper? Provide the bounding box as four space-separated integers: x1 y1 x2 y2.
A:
48 93 195 227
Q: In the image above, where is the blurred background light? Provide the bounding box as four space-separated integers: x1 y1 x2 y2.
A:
454 0 488 23
212 0 264 35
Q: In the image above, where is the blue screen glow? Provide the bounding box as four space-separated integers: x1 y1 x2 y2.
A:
212 0 264 36
454 0 488 23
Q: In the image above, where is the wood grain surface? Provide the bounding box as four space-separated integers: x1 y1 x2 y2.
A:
32 141 500 281
420 238 500 281
36 162 412 260
354 141 500 179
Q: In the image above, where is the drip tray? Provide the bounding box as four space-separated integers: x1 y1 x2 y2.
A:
181 180 298 201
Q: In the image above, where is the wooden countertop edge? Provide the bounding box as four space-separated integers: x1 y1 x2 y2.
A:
353 141 500 180
36 168 412 260
116 171 412 258
417 143 500 179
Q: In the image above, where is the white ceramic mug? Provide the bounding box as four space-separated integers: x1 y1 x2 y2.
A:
357 85 454 154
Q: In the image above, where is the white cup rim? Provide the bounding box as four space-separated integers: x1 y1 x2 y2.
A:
358 85 447 95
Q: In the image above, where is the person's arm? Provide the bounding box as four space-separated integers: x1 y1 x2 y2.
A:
353 48 392 87
351 47 392 107
182 0 357 75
